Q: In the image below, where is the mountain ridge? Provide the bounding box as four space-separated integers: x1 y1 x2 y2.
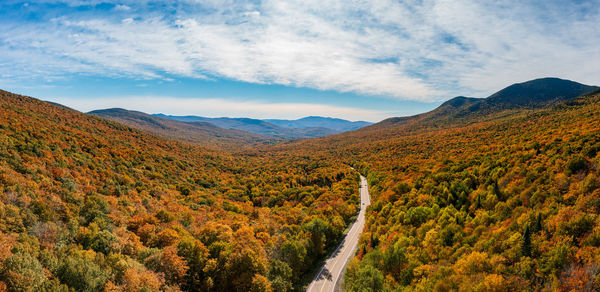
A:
88 108 276 149
153 114 345 138
371 77 598 130
264 116 372 132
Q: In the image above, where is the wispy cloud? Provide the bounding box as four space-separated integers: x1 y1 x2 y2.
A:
0 0 598 101
47 95 390 122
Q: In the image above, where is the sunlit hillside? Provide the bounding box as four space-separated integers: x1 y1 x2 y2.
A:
0 90 360 291
283 85 600 291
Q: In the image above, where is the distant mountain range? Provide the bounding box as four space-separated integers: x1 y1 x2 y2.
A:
84 78 600 145
88 108 278 149
153 114 372 138
87 109 372 146
264 116 372 132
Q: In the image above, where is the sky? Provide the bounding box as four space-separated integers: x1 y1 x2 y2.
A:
0 0 599 122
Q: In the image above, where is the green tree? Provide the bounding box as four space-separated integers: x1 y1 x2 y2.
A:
533 213 542 233
279 240 306 280
268 260 292 292
56 251 108 291
566 155 587 175
383 243 410 284
541 244 570 275
304 218 330 256
347 265 384 292
520 224 532 258
0 251 46 291
177 237 209 291
80 195 110 228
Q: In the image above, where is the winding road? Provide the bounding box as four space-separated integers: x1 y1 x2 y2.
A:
306 175 371 292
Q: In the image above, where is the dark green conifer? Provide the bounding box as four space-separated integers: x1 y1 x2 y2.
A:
534 213 542 233
521 224 532 258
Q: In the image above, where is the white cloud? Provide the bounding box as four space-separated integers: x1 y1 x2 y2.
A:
428 0 600 95
47 96 390 122
0 0 599 101
114 4 130 11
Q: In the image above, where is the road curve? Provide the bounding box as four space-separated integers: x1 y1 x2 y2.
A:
306 175 371 292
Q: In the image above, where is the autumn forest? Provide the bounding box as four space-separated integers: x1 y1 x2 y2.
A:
1 77 600 292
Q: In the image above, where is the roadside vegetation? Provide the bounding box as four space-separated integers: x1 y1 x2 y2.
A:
340 92 600 291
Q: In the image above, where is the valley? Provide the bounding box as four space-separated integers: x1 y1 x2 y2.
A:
1 78 600 291
1 1 599 291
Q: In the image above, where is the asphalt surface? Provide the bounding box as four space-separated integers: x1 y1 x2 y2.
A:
306 175 371 292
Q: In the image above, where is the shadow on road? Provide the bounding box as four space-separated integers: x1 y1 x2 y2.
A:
315 267 333 281
313 231 351 282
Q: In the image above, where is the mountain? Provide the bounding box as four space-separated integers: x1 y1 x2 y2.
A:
282 81 600 291
88 108 275 149
486 77 597 107
0 89 358 291
375 77 598 129
154 114 339 138
264 116 372 132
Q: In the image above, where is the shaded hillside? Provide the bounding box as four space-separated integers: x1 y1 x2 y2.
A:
264 116 372 132
89 108 277 149
275 83 600 291
155 114 340 138
0 89 360 291
373 77 598 131
486 77 597 107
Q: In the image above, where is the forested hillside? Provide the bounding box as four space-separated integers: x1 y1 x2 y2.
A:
89 108 278 149
367 78 598 133
0 90 360 291
322 90 600 291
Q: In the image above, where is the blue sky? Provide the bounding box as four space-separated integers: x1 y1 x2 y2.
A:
1 0 599 122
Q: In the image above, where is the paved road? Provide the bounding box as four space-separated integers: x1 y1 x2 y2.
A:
306 175 371 292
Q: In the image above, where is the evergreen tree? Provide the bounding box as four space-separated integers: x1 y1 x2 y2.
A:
370 232 379 248
534 213 542 233
521 225 532 258
493 181 501 199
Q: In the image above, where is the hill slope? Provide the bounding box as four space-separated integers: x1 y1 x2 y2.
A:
374 77 598 130
0 89 360 291
486 77 597 107
89 108 277 149
279 82 600 291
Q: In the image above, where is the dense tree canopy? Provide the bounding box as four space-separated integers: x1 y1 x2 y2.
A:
0 90 359 291
2 87 600 291
330 92 600 291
